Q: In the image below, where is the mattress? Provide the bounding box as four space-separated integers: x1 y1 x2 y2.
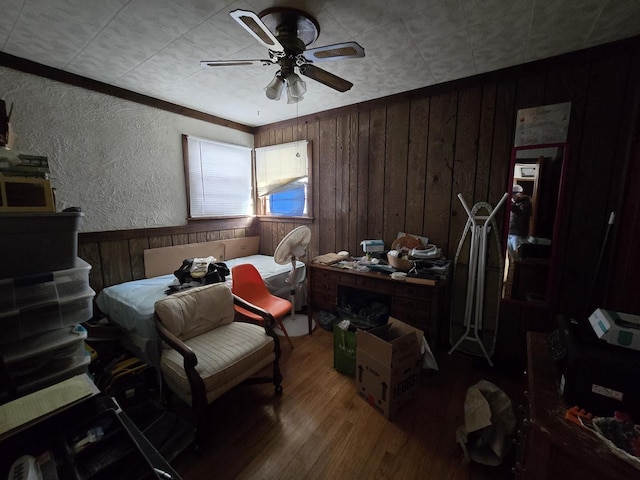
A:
95 255 306 368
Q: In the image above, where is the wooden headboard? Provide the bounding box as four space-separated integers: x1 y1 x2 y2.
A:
143 241 225 278
223 236 260 261
143 236 260 278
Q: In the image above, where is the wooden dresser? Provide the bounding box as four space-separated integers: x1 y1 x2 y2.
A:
307 263 448 345
516 332 638 479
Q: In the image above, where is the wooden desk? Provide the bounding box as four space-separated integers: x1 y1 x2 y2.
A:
307 263 447 343
516 332 638 479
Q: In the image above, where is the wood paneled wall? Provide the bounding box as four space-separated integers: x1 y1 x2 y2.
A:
79 218 258 294
78 36 640 368
254 37 640 367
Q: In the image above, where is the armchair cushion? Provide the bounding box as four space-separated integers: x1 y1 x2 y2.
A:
155 283 235 342
154 283 277 409
161 322 275 405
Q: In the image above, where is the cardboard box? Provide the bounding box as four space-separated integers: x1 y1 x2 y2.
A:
589 308 640 351
360 239 384 253
355 317 423 419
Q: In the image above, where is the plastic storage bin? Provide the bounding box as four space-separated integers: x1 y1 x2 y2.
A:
2 325 91 397
3 324 88 370
0 211 84 279
13 349 91 396
0 258 91 312
0 289 95 343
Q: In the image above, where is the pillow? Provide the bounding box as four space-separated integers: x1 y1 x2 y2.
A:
155 283 235 342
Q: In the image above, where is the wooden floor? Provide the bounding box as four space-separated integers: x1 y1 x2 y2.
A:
170 326 523 480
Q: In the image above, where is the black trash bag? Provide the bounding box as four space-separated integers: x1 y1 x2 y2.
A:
204 261 230 284
173 258 194 284
172 258 229 286
316 310 337 331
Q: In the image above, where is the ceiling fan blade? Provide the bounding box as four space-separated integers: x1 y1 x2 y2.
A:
303 42 365 62
300 64 353 93
230 9 284 53
200 59 273 67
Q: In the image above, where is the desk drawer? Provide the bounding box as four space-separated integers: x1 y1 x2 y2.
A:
339 274 373 290
390 283 434 299
311 291 337 309
392 296 431 313
311 270 338 291
311 268 338 283
311 280 337 295
391 298 430 328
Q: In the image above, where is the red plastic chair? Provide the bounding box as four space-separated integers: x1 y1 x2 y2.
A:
231 263 294 349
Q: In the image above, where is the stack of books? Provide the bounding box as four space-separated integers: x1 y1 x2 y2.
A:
0 153 50 178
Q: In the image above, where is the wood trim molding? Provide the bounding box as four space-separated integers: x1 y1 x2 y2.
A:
4 35 638 136
79 217 257 242
0 52 255 134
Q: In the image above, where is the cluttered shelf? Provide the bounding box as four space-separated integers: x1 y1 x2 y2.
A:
0 374 182 480
518 332 639 479
307 256 451 347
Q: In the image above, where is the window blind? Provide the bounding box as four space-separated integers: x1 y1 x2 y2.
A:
186 136 252 217
255 141 308 197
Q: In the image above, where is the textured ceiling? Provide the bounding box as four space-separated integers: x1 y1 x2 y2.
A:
1 0 640 127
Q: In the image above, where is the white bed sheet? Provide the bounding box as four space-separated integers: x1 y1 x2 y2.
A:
95 255 306 368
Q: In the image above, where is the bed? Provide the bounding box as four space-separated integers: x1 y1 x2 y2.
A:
95 237 306 369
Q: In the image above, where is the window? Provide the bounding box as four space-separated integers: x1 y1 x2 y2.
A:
255 140 310 217
183 135 252 218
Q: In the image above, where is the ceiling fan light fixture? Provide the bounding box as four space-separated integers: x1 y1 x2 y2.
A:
204 8 364 102
287 89 304 104
265 72 285 100
286 72 307 102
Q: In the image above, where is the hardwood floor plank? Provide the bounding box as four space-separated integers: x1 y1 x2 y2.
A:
171 326 522 480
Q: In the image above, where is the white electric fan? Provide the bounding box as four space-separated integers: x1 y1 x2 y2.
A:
274 225 313 336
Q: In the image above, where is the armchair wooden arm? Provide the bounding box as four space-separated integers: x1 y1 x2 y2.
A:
232 294 281 358
154 313 206 416
154 316 197 368
233 294 276 326
154 294 282 365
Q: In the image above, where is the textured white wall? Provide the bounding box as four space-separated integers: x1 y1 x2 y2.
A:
1 67 253 232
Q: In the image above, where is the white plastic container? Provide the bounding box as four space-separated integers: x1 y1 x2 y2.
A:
3 324 88 369
13 349 91 395
0 289 94 343
0 258 91 313
3 324 92 396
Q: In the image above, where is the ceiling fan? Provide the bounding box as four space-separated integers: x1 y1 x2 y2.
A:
200 7 365 103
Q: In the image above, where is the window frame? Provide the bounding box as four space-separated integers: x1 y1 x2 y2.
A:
182 134 253 220
253 140 313 220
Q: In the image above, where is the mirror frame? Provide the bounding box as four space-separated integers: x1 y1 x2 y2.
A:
501 142 570 307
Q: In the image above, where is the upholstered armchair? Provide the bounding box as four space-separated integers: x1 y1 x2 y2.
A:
154 283 282 448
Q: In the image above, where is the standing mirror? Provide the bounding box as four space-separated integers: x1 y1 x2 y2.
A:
502 142 569 306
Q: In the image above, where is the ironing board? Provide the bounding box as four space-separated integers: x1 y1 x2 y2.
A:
448 193 508 366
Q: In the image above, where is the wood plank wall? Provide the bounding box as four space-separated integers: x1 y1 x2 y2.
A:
253 37 640 368
77 36 640 368
79 218 258 294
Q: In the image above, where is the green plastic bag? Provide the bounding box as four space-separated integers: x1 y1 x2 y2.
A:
333 320 357 376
